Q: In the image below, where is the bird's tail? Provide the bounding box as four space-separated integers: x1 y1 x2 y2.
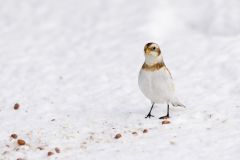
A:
171 97 186 108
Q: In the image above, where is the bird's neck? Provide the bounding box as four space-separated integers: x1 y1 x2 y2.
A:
142 62 165 71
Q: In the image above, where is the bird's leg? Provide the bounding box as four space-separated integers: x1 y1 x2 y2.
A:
159 104 170 119
145 103 155 118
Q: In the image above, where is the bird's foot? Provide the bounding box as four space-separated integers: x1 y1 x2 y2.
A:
145 113 154 119
159 115 170 119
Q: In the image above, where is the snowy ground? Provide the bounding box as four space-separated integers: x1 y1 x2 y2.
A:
1 0 240 159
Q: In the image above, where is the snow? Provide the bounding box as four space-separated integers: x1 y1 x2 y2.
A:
1 0 240 159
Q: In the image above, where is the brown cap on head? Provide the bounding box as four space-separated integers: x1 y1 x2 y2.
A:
144 42 161 56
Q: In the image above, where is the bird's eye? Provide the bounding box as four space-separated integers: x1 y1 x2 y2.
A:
152 47 156 50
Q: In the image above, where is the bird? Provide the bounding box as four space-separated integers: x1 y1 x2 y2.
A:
138 42 185 119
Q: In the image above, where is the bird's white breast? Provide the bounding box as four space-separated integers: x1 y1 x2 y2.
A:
138 67 175 103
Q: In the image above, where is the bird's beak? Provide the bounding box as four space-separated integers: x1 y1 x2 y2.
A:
145 48 151 55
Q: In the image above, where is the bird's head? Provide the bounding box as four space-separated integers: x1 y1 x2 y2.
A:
144 42 163 65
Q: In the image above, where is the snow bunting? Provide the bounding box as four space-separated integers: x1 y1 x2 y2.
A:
138 42 185 119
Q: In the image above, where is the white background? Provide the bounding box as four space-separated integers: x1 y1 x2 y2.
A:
0 0 240 159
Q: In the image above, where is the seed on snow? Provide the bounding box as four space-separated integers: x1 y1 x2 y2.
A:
132 132 138 135
114 133 122 139
143 129 148 133
47 151 54 156
162 120 170 125
17 139 26 145
14 103 20 110
10 134 18 139
55 147 60 153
